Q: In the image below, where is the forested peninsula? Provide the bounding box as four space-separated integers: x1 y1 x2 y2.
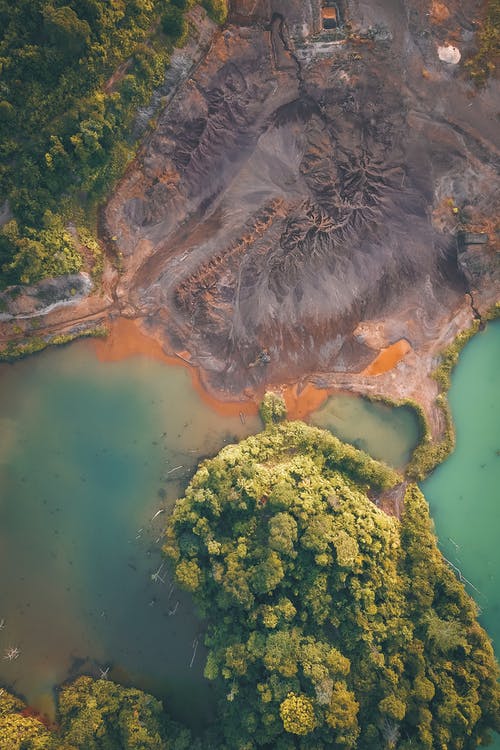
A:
1 402 499 748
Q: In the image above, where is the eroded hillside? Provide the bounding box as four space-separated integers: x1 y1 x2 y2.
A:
104 0 499 395
2 0 497 414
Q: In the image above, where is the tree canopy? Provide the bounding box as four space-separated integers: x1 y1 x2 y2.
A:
0 0 227 288
0 676 196 750
1 418 498 748
165 420 500 749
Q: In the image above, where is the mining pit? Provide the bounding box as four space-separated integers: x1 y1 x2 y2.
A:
2 0 498 428
103 0 499 396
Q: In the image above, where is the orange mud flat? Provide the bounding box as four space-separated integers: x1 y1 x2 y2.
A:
362 339 412 376
281 382 332 421
92 320 333 421
91 320 416 421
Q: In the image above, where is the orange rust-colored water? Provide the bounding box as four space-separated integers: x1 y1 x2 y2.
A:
91 319 410 421
92 319 339 421
91 317 260 418
281 382 332 420
361 339 411 376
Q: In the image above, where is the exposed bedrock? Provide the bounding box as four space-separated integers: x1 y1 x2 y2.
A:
105 0 499 394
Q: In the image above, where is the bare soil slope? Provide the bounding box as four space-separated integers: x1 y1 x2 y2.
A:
102 0 498 394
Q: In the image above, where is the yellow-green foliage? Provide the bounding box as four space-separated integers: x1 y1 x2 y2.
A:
202 0 228 24
166 423 500 748
77 226 105 280
2 423 499 748
1 214 83 286
406 322 480 480
0 677 193 749
432 322 480 392
279 693 316 735
0 0 204 288
485 301 500 321
0 336 48 362
0 325 108 362
50 324 108 346
58 676 168 749
406 405 454 481
465 0 500 85
0 690 56 750
259 391 288 426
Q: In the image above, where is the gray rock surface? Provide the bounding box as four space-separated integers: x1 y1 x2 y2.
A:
105 0 499 393
0 274 93 321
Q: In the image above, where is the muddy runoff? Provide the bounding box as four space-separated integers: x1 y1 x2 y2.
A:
2 0 498 434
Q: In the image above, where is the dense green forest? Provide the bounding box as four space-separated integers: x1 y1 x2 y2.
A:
1 412 499 748
165 415 500 749
0 0 227 288
0 676 198 749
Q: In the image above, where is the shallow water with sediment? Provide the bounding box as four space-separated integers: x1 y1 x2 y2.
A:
310 390 420 469
0 322 498 742
0 341 260 726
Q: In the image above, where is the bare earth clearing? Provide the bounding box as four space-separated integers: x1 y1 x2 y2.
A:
1 0 499 439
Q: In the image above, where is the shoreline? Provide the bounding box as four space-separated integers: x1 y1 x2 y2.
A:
90 317 261 420
89 317 344 422
2 302 498 481
87 314 445 431
88 317 421 424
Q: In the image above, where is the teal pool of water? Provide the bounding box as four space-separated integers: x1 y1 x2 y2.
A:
0 341 261 727
422 321 500 749
0 322 498 743
310 391 420 468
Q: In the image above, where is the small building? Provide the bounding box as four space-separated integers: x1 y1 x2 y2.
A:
322 1 340 29
458 231 488 249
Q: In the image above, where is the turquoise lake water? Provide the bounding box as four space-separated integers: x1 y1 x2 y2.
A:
422 320 500 749
0 321 498 741
0 342 261 726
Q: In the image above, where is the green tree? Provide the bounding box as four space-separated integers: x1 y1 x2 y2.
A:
0 0 228 288
279 693 316 735
259 392 287 426
161 7 187 44
166 422 500 749
43 5 91 57
201 0 228 24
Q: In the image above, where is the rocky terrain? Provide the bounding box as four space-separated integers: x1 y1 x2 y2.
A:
104 0 499 396
1 0 499 432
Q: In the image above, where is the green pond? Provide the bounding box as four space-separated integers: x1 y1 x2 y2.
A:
0 322 498 741
0 341 261 727
310 391 420 468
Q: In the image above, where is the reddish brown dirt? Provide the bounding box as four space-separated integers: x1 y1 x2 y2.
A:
102 0 499 403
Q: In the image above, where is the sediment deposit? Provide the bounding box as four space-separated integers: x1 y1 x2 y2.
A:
1 0 498 435
105 0 499 396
